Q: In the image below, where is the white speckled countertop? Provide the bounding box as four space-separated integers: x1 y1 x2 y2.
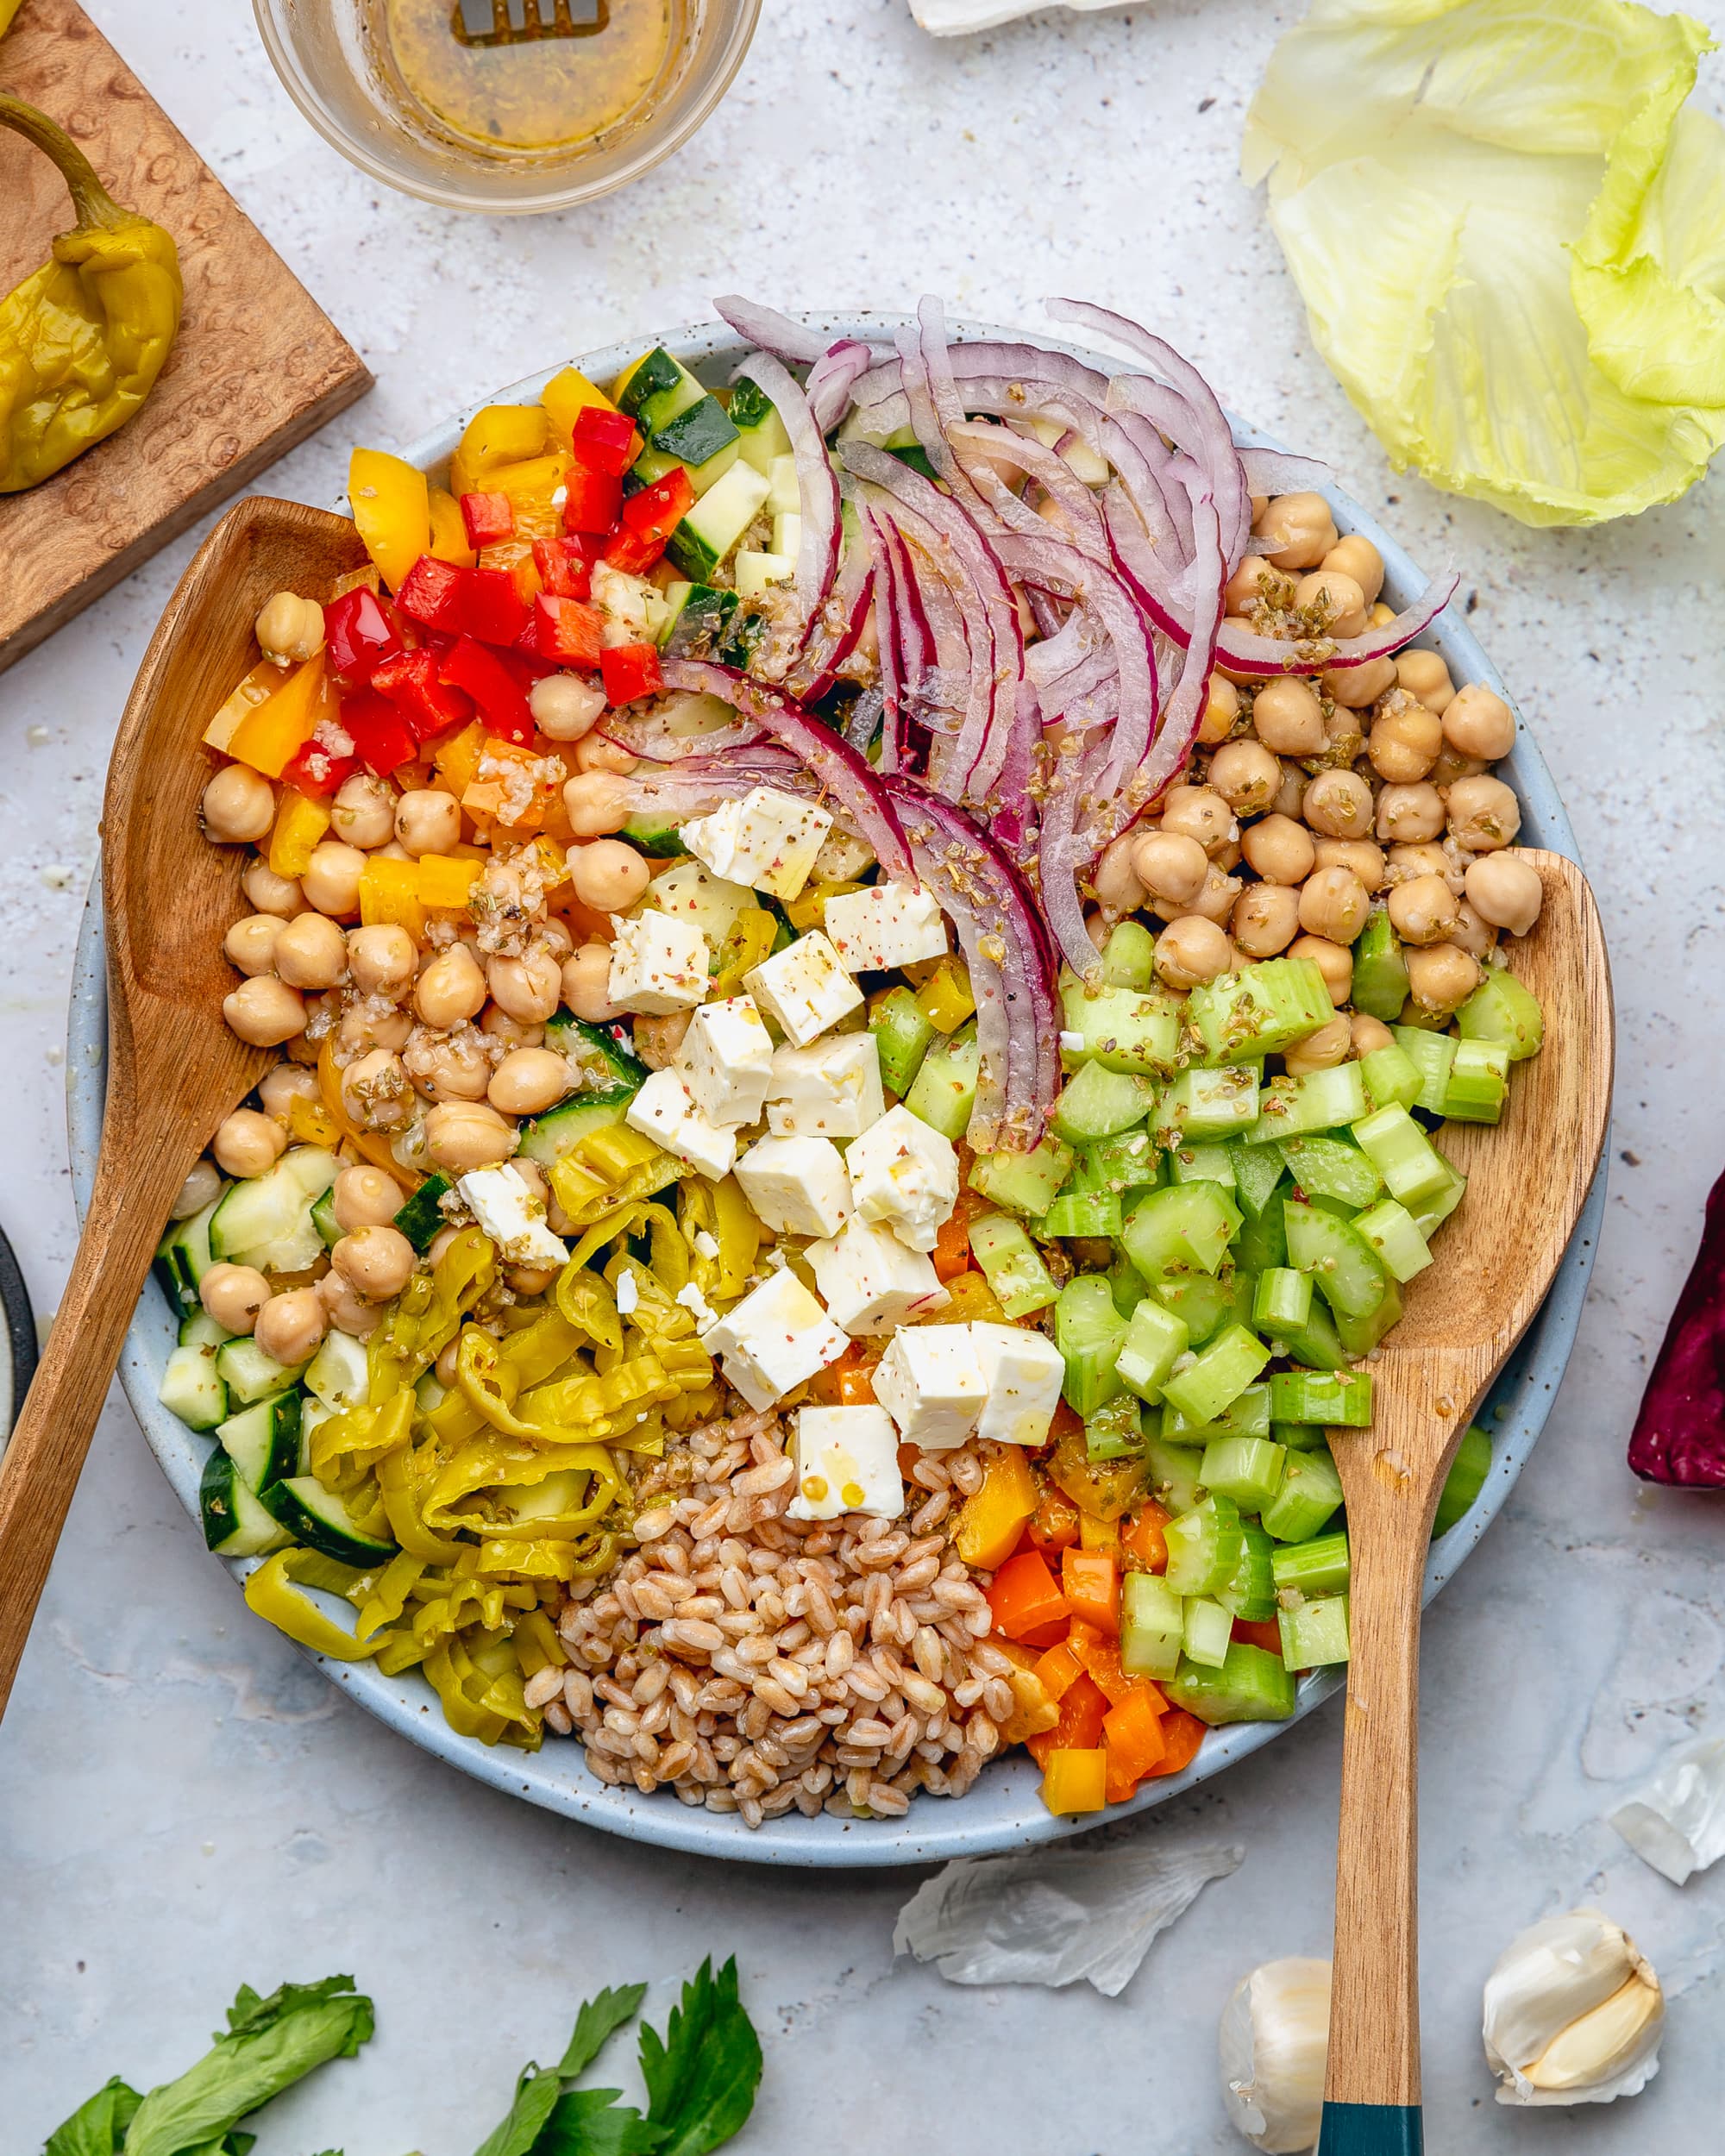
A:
4 3 1725 2148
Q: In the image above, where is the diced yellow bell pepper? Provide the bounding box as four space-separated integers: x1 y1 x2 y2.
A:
226 654 330 779
202 660 281 754
1040 1747 1108 1815
478 536 542 600
541 366 617 449
268 789 331 880
428 485 476 567
450 404 550 498
956 1447 1039 1570
916 956 977 1034
349 448 430 592
329 562 382 600
937 1269 1007 1325
359 856 427 938
1079 1510 1122 1555
488 452 569 504
787 878 864 932
288 1095 342 1146
417 853 483 910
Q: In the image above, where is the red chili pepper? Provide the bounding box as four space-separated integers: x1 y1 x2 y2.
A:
622 467 694 539
439 635 534 744
561 462 623 535
600 641 663 706
531 536 593 600
535 593 606 671
279 736 360 798
339 687 420 775
600 526 668 576
460 490 515 548
396 554 468 635
367 651 474 743
323 586 404 680
572 404 640 477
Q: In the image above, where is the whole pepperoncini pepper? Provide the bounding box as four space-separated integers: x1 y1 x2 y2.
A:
0 94 182 492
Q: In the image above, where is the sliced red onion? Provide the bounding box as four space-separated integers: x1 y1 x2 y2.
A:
731 348 840 639
1239 446 1331 497
1212 571 1459 677
1018 736 1102 981
598 702 763 761
712 296 826 365
785 501 875 704
948 418 1111 559
806 338 875 436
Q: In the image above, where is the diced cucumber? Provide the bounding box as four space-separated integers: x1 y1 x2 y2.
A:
765 452 800 516
905 1022 981 1140
1120 1181 1242 1282
1160 1385 1273 1445
1058 978 1182 1075
217 1391 303 1492
1098 919 1157 992
310 1188 342 1248
1219 1520 1277 1620
280 1144 342 1199
1352 1198 1433 1282
178 1310 232 1350
1268 1369 1374 1427
1053 1059 1157 1144
666 459 771 582
1168 1141 1236 1188
1409 1148 1467 1238
1271 1531 1350 1594
154 1191 227 1319
967 1212 1059 1317
305 1328 371 1414
735 550 795 600
613 346 685 418
1360 1042 1423 1112
1276 1294 1351 1372
199 1451 291 1558
1120 1572 1186 1680
1284 1200 1388 1322
1253 1266 1314 1339
1254 1062 1370 1144
1350 1105 1452 1208
870 986 936 1096
1041 1186 1124 1238
1142 1431 1207 1515
659 581 741 658
652 392 739 469
1074 1128 1160 1198
1350 908 1409 1022
1150 1270 1239 1346
728 374 794 473
1115 1298 1190 1404
261 1476 398 1567
621 809 688 859
1390 1025 1458 1114
1433 1423 1493 1533
1166 1642 1296 1725
1458 968 1544 1060
1443 1037 1511 1124
392 1172 452 1252
518 1087 635 1169
1229 1139 1288 1221
645 856 756 955
1335 1273 1403 1355
214 1337 305 1407
1056 1275 1129 1417
208 1151 332 1273
543 1012 651 1094
969 1133 1074 1219
1201 1435 1287 1517
1085 1393 1145 1462
157 1339 228 1432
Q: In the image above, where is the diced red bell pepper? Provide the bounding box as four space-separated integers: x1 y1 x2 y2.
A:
561 464 623 536
600 525 668 576
367 650 474 744
397 553 468 633
1120 1500 1172 1574
339 688 420 776
323 585 404 680
438 635 534 746
454 564 530 646
536 594 606 672
572 404 640 477
622 467 694 540
461 490 515 548
279 735 359 799
1232 1618 1285 1656
600 640 663 706
531 536 593 600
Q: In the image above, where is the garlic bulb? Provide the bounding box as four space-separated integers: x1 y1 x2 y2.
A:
1482 1909 1664 2106
1219 1958 1331 2152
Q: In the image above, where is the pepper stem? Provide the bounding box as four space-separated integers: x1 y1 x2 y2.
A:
0 92 130 233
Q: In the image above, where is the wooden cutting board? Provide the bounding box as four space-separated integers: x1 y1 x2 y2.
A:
0 0 371 674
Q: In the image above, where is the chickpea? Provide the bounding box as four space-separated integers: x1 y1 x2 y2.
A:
254 1286 328 1365
1350 1012 1394 1056
568 837 652 915
242 861 302 917
1208 739 1281 816
506 1263 561 1296
208 1108 283 1181
490 1047 574 1116
1432 744 1488 790
511 1155 568 1233
1130 830 1208 908
562 771 632 837
1233 882 1302 957
224 912 284 977
1385 842 1453 889
318 1267 381 1339
1323 655 1397 710
1320 534 1384 605
573 731 638 776
539 917 574 962
1289 933 1352 1006
530 672 606 741
561 943 620 1022
1256 492 1338 569
273 911 349 991
1270 761 1308 819
1251 678 1326 756
424 1100 517 1173
1154 915 1233 990
481 1005 545 1050
486 943 563 1025
405 1027 492 1102
634 1010 693 1069
1240 813 1316 886
1395 649 1454 712
339 1003 414 1058
341 1047 412 1130
200 1261 270 1335
1446 774 1521 852
328 1166 398 1235
301 841 367 918
1405 942 1480 1017
258 1062 319 1123
223 975 305 1047
1376 782 1446 845
1386 873 1459 947
1449 899 1498 962
1298 865 1370 945
1465 852 1544 937
330 772 396 850
347 923 417 1000
1442 683 1515 761
1196 673 1239 746
332 1223 416 1302
427 1225 462 1267
416 944 488 1029
1370 602 1396 628
202 763 274 844
1186 863 1243 926
1302 768 1375 840
1321 702 1364 764
1367 699 1444 784
1160 784 1237 857
254 589 324 666
170 1157 223 1220
394 788 461 858
1222 555 1276 613
1295 568 1367 638
1283 1012 1354 1075
1313 837 1384 894
1090 831 1147 915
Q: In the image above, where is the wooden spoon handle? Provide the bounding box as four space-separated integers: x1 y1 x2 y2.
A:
0 1133 185 1718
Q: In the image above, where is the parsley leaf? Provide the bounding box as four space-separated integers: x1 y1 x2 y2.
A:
531 2088 661 2156
637 1959 762 2156
478 1985 650 2156
557 1987 649 2084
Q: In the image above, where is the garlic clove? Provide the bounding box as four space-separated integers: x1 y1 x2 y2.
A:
1482 1908 1665 2108
1219 1957 1331 2152
1521 1970 1665 2091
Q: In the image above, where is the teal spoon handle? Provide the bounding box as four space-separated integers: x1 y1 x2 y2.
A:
1318 2102 1424 2155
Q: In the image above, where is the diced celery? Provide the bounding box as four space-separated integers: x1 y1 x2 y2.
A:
1159 1064 1261 1142
869 985 934 1095
1200 1435 1287 1514
1254 1061 1370 1142
1336 1273 1402 1354
1120 1181 1243 1281
1351 1104 1452 1207
1271 1531 1350 1594
1086 1393 1145 1461
1254 1266 1314 1338
1164 1493 1245 1596
1351 907 1410 1021
1279 1295 1350 1371
1273 1419 1330 1453
1162 1324 1271 1427
969 1131 1073 1218
1229 1138 1288 1220
1353 1197 1433 1282
1059 976 1183 1075
1182 1595 1235 1667
1099 918 1157 991
1433 1423 1493 1534
905 1021 980 1138
1115 1298 1190 1403
1056 1275 1128 1416
1041 1187 1125 1238
1278 1592 1351 1669
1076 1126 1160 1198
1166 1642 1296 1724
1458 968 1544 1060
1269 1369 1374 1426
1409 1147 1466 1238
1360 1042 1423 1112
1220 1520 1277 1620
1390 1025 1457 1114
967 1212 1058 1317
1187 958 1334 1062
1443 1037 1511 1124
1107 1255 1144 1317
1277 1133 1383 1210
1151 1272 1239 1346
1120 1572 1185 1680
1168 1141 1238 1188
1283 1201 1389 1321
1262 1448 1346 1542
1142 1431 1206 1514
1052 1057 1157 1144
1160 1384 1272 1444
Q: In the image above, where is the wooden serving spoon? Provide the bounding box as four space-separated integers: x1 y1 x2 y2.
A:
0 495 366 1722
1317 850 1612 2155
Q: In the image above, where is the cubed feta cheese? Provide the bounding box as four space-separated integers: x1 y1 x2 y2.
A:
679 787 834 902
673 994 774 1127
700 1268 850 1411
763 1032 885 1139
734 1133 852 1238
824 881 949 972
606 907 709 1014
787 1405 905 1521
970 1321 1066 1448
675 1280 719 1331
624 1068 737 1181
844 1104 960 1253
455 1164 570 1270
806 1214 949 1335
744 931 862 1048
871 1325 986 1451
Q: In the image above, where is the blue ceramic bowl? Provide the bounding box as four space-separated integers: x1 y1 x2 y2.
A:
68 316 1607 1867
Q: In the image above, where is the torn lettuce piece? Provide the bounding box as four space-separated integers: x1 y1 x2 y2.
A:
1609 1733 1725 1884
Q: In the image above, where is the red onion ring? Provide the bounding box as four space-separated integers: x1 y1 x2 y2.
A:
731 349 840 640
1212 571 1459 676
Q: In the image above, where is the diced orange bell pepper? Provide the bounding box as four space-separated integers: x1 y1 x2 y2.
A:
1027 1672 1109 1767
1103 1687 1170 1801
316 1037 417 1191
416 853 483 911
267 789 329 880
955 1447 1039 1571
1121 1499 1172 1574
349 448 431 592
1232 1617 1285 1656
434 717 488 795
984 1550 1070 1645
1032 1639 1085 1704
809 1340 880 1407
937 1269 1006 1323
1146 1706 1207 1779
359 856 426 938
1062 1548 1121 1635
1040 1747 1108 1816
287 1095 342 1147
1069 1622 1155 1708
428 485 477 567
1026 1486 1082 1554
931 1205 974 1283
227 655 331 780
540 367 617 451
1048 1399 1085 1448
203 660 282 753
